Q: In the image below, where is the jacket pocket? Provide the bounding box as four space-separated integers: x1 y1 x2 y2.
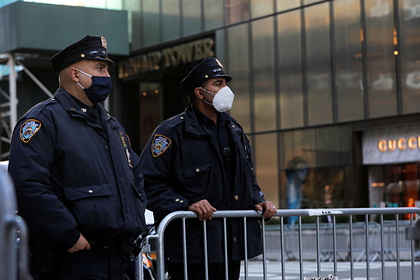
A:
183 162 211 178
63 184 118 231
181 163 211 198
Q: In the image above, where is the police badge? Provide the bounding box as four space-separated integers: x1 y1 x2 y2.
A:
151 134 172 157
20 119 42 143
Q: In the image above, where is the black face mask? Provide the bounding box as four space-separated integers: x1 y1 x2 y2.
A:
76 69 112 104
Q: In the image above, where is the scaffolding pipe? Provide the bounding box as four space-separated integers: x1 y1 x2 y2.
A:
16 60 53 98
7 54 17 131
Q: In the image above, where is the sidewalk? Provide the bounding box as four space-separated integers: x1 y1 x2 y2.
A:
241 260 420 280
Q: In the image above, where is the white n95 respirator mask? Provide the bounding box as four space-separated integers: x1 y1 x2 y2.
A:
201 86 235 112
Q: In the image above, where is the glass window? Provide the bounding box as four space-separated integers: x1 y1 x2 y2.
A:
143 0 161 47
277 11 304 129
252 17 276 132
334 0 364 121
255 133 279 207
126 0 142 49
162 0 181 42
250 0 273 18
24 0 123 10
204 0 224 30
400 0 420 113
182 0 202 36
277 0 301 11
365 0 397 117
305 3 333 125
304 0 322 5
226 0 250 24
369 163 420 212
279 126 352 169
279 125 353 211
227 25 251 132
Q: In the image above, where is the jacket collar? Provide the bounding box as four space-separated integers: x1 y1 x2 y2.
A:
184 104 239 136
54 88 107 117
54 88 92 114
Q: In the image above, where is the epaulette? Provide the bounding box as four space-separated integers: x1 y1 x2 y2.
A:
21 97 58 119
155 112 186 134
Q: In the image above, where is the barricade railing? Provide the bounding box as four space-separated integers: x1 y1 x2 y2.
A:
139 207 420 280
0 167 32 280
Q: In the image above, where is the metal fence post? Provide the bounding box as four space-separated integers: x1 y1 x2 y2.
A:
0 167 32 280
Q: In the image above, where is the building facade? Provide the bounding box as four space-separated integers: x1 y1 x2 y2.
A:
1 0 420 214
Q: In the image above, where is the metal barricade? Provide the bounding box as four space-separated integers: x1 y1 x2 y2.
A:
0 167 32 280
139 207 420 280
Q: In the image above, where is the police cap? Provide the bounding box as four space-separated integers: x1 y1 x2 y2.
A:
50 35 115 74
180 57 232 94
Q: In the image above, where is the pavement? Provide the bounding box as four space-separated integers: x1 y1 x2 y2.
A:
240 260 420 280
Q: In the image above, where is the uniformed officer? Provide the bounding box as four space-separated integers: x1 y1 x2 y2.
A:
8 35 147 280
140 57 277 280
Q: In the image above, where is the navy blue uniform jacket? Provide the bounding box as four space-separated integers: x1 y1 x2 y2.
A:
140 105 265 263
8 88 146 250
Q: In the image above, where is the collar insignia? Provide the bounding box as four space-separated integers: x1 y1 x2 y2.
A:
20 119 42 143
151 134 172 157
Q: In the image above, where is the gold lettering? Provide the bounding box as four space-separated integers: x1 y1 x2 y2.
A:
194 41 204 60
378 140 387 152
397 138 406 150
388 140 397 151
118 38 215 78
147 51 162 71
202 38 215 58
407 137 417 149
177 43 194 64
161 48 173 68
171 46 181 67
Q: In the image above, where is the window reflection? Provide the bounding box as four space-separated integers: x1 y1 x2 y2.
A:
143 0 160 47
279 126 352 210
228 24 251 132
400 0 420 113
182 0 202 36
334 0 364 121
162 0 181 42
252 18 276 132
250 0 273 18
365 0 397 117
255 134 279 207
276 0 301 11
203 0 224 30
305 3 333 125
226 0 250 24
278 11 304 128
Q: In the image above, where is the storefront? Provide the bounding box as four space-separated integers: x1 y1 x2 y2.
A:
363 125 420 211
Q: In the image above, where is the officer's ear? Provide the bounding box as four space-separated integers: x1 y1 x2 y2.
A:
68 67 80 83
194 87 204 100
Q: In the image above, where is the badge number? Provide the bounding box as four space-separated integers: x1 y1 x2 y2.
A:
20 119 42 143
152 135 172 157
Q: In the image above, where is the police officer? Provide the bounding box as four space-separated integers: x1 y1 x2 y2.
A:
140 57 277 280
8 35 147 280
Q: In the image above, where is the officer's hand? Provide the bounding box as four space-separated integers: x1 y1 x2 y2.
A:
188 199 217 221
67 233 91 253
254 201 277 219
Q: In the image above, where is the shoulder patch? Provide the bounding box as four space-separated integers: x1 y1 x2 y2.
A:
20 119 42 143
151 134 172 157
